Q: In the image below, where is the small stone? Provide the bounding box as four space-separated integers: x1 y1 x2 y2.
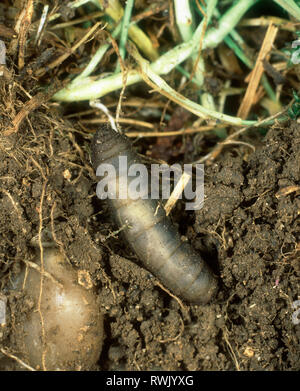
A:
77 270 93 290
63 169 71 181
243 346 254 358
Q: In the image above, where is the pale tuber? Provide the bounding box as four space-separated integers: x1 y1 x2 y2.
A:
12 248 104 371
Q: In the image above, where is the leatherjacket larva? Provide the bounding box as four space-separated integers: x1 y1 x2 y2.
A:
91 125 217 305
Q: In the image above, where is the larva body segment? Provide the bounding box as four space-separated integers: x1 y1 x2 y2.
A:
91 125 217 304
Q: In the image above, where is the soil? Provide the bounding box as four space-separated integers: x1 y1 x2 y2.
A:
0 101 299 370
0 0 299 372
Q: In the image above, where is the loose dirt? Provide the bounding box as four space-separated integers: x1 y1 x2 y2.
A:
0 103 299 370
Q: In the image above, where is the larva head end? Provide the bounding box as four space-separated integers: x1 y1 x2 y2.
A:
91 124 131 170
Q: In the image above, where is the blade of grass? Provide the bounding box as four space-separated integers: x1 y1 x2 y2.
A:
201 92 228 138
173 0 218 87
174 0 195 42
53 0 258 101
115 0 134 73
273 0 300 20
76 22 122 81
129 42 256 126
203 0 259 49
188 0 217 86
239 16 297 31
93 0 159 61
224 35 253 68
